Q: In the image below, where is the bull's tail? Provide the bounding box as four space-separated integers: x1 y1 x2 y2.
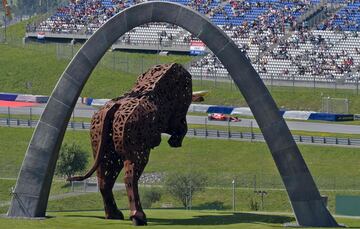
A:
66 152 101 181
66 128 105 182
67 103 119 182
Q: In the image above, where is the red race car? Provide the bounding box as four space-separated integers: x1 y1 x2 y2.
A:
207 113 241 122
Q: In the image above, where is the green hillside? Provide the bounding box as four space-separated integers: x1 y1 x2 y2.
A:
1 127 360 189
1 127 360 216
1 19 360 112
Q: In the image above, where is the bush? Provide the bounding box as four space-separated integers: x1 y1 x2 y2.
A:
141 188 162 208
198 201 225 210
55 142 89 180
165 171 207 208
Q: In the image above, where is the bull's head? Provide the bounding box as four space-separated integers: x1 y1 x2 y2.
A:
166 116 188 148
155 63 192 148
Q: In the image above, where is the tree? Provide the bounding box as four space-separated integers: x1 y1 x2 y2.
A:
55 142 89 180
165 171 207 208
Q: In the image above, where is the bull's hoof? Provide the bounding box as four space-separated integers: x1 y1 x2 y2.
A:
131 216 147 226
106 210 124 220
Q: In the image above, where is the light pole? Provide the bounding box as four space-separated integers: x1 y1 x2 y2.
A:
3 12 7 42
189 180 192 210
200 65 203 86
254 190 268 210
7 106 10 126
29 107 32 127
313 74 316 93
232 179 236 212
205 117 208 138
227 118 231 138
250 120 254 142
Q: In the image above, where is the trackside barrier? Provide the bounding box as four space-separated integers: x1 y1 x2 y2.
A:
309 113 354 121
0 93 356 122
1 118 359 146
207 106 235 114
188 104 211 113
0 93 48 103
354 114 360 120
0 93 18 101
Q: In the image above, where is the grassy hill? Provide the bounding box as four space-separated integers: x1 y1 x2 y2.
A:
1 19 360 113
0 43 192 98
0 17 192 98
1 127 360 215
193 80 360 114
1 127 360 188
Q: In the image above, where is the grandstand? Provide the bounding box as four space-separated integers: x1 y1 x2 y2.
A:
24 0 360 85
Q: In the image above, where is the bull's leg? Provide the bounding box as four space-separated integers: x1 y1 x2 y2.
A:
97 149 124 220
124 150 149 226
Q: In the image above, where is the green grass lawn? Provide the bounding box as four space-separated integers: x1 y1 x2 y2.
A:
1 127 360 190
192 80 360 114
0 179 71 203
0 179 14 204
0 42 191 99
44 187 360 214
0 18 192 98
2 19 360 113
1 126 359 216
1 209 360 229
2 180 360 219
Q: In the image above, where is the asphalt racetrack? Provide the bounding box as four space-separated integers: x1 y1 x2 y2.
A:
0 103 359 134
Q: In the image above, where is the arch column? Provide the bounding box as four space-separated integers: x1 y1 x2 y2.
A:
8 2 339 227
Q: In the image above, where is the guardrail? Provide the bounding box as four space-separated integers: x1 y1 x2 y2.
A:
186 128 360 146
1 118 359 147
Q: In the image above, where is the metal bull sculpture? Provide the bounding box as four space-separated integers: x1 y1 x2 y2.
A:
68 63 192 225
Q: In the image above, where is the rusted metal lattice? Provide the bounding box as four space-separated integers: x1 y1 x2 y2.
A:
68 63 192 225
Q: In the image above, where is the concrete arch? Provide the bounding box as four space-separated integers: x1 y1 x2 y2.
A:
8 2 339 227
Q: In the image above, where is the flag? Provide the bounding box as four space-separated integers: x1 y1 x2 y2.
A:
37 32 45 39
190 40 206 55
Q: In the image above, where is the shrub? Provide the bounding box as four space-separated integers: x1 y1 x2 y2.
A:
55 142 89 180
165 171 207 208
141 188 162 208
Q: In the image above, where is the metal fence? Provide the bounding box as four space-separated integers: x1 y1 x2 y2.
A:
1 118 359 147
322 97 349 114
54 41 360 93
1 167 360 192
2 32 360 96
55 43 188 76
